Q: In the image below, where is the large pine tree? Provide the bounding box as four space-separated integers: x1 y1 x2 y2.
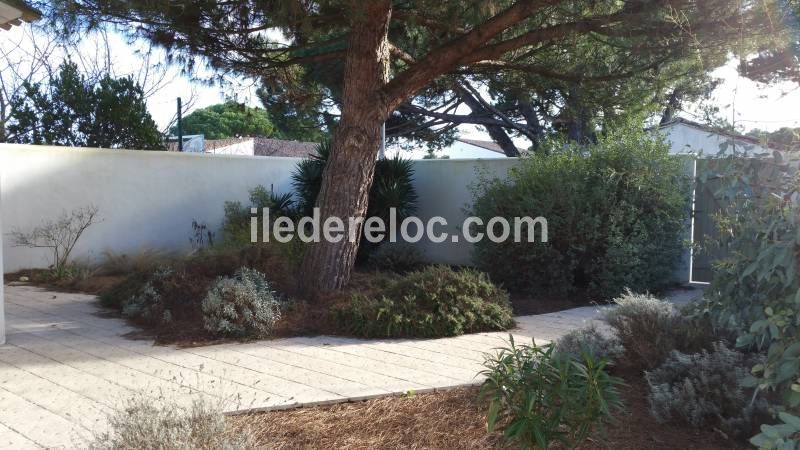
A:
42 0 782 294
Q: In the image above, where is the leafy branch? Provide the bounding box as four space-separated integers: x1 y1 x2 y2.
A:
9 205 100 279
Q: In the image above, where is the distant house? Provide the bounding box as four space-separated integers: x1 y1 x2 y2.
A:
210 136 523 160
0 0 39 30
168 136 319 158
660 118 779 158
253 137 318 158
388 138 525 160
169 120 780 161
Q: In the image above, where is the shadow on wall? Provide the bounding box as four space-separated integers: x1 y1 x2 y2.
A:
0 144 523 273
0 144 302 272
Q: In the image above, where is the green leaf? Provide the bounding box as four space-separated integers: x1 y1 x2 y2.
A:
486 400 500 432
750 433 770 447
778 412 800 429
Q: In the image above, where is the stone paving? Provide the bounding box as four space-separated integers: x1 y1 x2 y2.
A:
0 284 703 448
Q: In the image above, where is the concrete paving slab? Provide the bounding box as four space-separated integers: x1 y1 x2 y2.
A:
0 283 705 447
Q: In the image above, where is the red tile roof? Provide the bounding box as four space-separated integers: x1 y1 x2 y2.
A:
253 137 319 158
456 138 525 155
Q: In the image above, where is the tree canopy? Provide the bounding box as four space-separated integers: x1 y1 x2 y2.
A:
172 102 275 140
739 0 800 85
7 61 164 150
44 1 777 152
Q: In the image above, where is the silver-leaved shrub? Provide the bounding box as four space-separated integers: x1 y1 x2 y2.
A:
202 267 283 337
554 324 624 363
646 342 768 437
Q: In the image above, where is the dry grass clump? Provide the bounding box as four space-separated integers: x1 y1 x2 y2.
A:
96 248 178 277
89 397 258 450
233 388 500 450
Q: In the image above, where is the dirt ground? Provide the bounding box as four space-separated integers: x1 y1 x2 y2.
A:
231 372 743 450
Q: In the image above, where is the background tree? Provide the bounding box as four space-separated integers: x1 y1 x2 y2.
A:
256 84 332 142
7 61 164 150
47 0 780 293
1 26 180 142
739 0 800 85
747 127 800 151
0 26 58 142
171 101 275 140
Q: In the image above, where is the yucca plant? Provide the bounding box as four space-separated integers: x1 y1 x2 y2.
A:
291 140 418 257
291 140 331 216
370 156 418 222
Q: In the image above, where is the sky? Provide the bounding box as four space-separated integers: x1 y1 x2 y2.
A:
2 25 799 144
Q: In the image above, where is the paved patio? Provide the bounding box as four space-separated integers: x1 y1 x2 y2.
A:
0 284 702 448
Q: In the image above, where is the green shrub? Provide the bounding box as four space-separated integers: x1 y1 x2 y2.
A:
121 266 176 324
332 266 513 338
98 272 151 310
101 245 295 342
471 124 691 299
202 267 283 337
603 290 716 370
646 342 768 436
554 324 624 364
689 155 800 447
292 142 417 258
751 412 800 449
367 242 423 273
291 140 330 216
96 249 174 277
221 185 296 246
89 396 257 449
480 337 623 449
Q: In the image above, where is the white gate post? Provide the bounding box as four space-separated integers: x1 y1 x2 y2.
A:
0 170 5 345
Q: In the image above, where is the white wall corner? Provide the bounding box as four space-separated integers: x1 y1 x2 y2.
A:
0 170 5 345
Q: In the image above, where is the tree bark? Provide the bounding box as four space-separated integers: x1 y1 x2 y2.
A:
458 85 520 157
660 88 683 125
298 1 392 295
0 92 6 143
519 100 544 151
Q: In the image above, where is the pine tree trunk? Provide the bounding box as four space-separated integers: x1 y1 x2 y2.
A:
298 1 392 295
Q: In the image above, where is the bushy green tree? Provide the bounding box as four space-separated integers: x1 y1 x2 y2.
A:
747 127 800 151
739 0 800 85
171 101 274 140
7 62 163 150
255 86 329 142
471 123 692 299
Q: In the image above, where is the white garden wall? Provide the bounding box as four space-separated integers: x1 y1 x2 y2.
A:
408 158 519 264
0 144 518 273
0 145 301 271
0 143 691 284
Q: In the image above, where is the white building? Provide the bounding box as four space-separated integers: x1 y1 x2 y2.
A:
660 118 778 158
387 138 523 159
392 120 780 161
